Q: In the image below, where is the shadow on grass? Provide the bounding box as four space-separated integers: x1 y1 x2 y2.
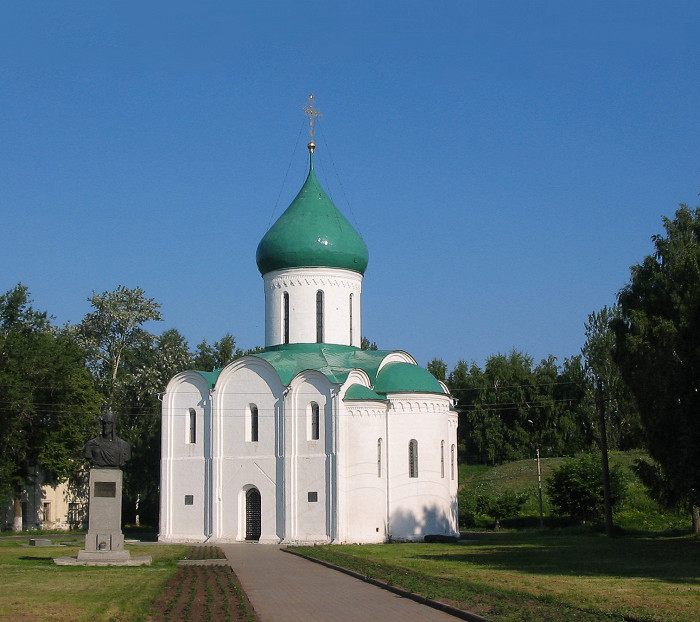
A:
417 534 699 584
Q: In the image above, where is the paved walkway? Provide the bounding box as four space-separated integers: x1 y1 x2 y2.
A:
219 543 462 622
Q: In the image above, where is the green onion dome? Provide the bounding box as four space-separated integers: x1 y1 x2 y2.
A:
256 151 369 275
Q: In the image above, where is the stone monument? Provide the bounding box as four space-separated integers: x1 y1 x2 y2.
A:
73 410 149 565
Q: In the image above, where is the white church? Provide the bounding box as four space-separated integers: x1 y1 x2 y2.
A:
159 113 459 544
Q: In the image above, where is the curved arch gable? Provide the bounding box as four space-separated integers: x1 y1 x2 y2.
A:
164 369 212 401
339 369 372 398
376 350 418 374
214 355 284 396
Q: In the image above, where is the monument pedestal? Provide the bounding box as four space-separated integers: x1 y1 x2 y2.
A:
73 468 150 566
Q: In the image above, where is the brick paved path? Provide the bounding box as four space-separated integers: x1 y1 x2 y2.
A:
219 543 461 622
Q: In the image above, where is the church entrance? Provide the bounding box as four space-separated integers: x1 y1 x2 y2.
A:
245 488 261 541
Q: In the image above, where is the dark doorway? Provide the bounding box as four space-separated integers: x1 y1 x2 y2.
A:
245 488 261 541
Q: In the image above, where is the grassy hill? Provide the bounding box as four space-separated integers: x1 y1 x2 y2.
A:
458 451 692 533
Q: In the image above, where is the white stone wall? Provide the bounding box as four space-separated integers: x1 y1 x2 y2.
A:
283 371 334 543
213 358 283 543
337 400 389 543
263 267 363 347
159 371 212 542
385 394 459 541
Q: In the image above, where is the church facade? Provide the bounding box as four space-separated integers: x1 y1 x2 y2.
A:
159 137 459 544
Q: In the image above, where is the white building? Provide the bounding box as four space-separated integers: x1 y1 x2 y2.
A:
159 138 459 544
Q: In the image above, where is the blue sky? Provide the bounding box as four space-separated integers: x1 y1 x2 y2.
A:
2 2 698 371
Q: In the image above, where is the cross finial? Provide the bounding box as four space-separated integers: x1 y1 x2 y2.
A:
302 93 322 152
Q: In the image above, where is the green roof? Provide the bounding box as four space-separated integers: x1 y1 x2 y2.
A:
256 152 369 275
196 369 222 389
374 362 446 394
344 383 386 401
252 343 388 386
192 345 446 397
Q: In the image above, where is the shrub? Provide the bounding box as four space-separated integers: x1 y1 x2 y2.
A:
546 453 625 524
476 490 529 530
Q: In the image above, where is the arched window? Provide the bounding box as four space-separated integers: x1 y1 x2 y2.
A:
250 404 258 442
311 402 320 440
283 292 290 344
441 440 445 478
451 444 456 480
188 408 196 444
316 290 324 343
349 293 353 346
409 439 418 478
377 438 382 477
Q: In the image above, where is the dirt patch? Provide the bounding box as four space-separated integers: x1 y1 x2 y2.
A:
148 554 259 621
182 545 226 560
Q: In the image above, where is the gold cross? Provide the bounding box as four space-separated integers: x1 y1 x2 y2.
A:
302 93 322 141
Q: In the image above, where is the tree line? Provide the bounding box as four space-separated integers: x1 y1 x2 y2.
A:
1 204 699 533
0 284 262 530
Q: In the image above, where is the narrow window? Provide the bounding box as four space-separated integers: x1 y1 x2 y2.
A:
349 293 353 346
451 444 456 480
377 438 382 477
311 402 320 440
188 408 196 444
68 502 80 525
250 404 259 442
441 440 445 478
283 292 290 344
316 290 324 343
409 439 418 478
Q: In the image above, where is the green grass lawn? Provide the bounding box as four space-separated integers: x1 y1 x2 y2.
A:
294 532 699 622
0 535 187 622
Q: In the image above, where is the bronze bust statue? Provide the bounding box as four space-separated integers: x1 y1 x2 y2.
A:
84 409 131 468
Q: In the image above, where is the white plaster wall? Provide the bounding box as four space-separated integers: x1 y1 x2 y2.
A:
213 358 283 543
385 394 459 541
284 371 333 542
337 402 388 543
159 372 212 542
263 267 363 347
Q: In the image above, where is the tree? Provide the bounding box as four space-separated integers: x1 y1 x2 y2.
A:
427 358 447 382
614 205 700 532
476 490 529 530
0 285 101 531
193 334 236 371
75 285 164 525
582 307 641 451
360 336 378 351
75 285 162 409
582 306 641 536
546 453 625 525
450 351 551 464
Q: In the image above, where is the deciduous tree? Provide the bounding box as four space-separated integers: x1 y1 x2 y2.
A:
614 205 700 532
0 285 100 531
